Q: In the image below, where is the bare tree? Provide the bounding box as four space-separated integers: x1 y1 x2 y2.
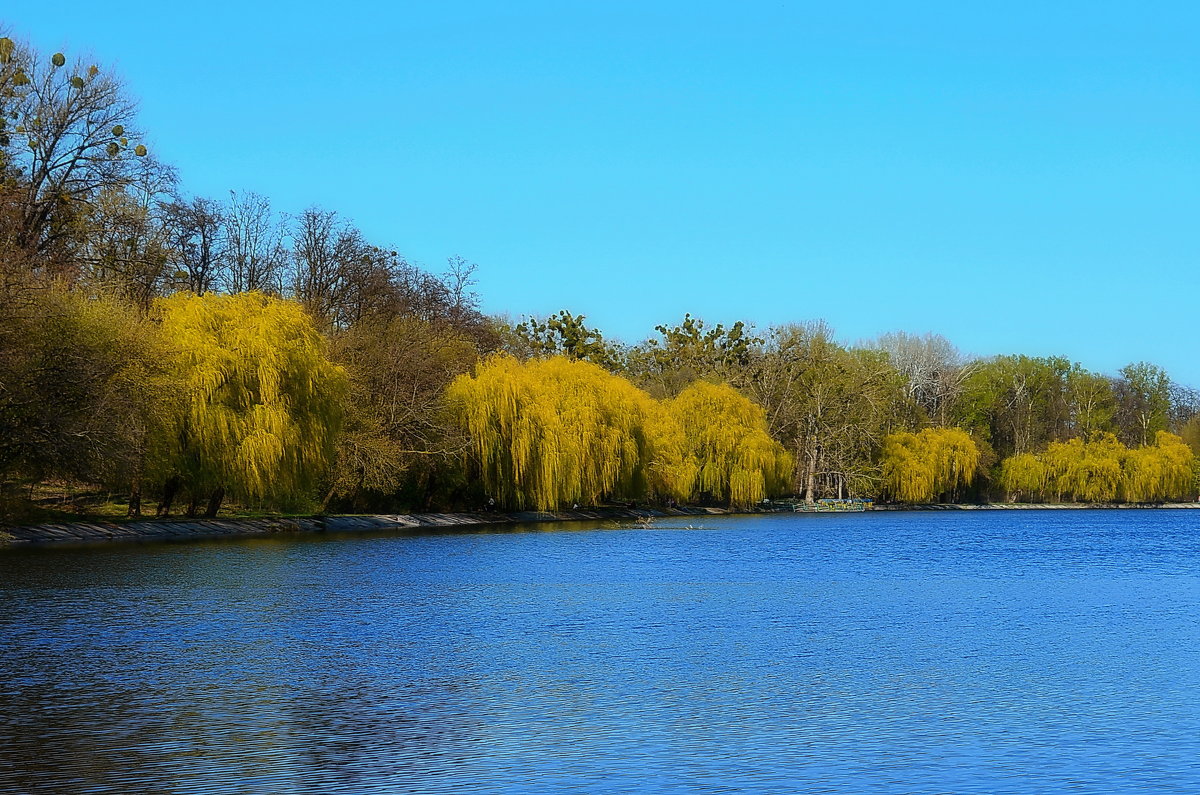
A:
161 196 226 295
871 332 976 425
223 191 285 294
0 38 147 264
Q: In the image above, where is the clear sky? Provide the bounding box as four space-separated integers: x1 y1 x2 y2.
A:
7 2 1198 382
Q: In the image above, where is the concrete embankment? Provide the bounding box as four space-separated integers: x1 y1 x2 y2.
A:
0 506 731 546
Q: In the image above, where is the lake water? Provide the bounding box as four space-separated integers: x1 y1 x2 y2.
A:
3 510 1200 793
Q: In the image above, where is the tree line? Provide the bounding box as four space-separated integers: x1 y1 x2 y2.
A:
1 32 1197 521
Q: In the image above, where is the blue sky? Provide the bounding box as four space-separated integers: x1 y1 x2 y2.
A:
8 2 1198 382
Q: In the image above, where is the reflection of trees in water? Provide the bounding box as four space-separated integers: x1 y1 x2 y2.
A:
0 542 455 792
0 540 493 793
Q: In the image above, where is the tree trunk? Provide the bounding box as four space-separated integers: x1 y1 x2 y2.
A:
128 447 144 518
805 448 818 504
320 483 337 514
204 487 225 518
158 475 181 517
128 479 142 518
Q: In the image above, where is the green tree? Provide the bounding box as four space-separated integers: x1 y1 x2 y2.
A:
1114 362 1171 447
626 314 759 398
956 355 1072 457
1066 365 1116 438
747 322 913 502
510 310 622 370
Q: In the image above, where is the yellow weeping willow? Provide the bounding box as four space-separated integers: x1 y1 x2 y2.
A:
999 431 1196 503
446 356 790 510
657 381 792 508
446 355 657 510
881 427 980 503
154 292 347 505
998 453 1047 502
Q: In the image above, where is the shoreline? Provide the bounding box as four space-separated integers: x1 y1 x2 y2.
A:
3 501 1200 547
0 506 732 547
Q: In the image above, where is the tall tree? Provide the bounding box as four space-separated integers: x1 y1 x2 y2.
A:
881 427 980 503
956 355 1072 458
659 381 791 508
510 310 622 370
0 38 147 264
223 191 285 294
872 331 973 425
1113 362 1171 447
626 314 759 398
153 292 346 515
447 355 658 510
161 195 226 295
747 322 911 502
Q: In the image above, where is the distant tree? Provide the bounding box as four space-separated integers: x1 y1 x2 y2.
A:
872 331 973 425
956 355 1072 457
1168 382 1200 432
1113 362 1171 447
880 427 980 503
325 316 480 510
446 355 658 510
997 431 1194 504
1040 433 1125 502
998 453 1047 502
626 314 759 398
748 322 912 502
1180 415 1200 457
223 191 286 294
161 196 226 295
1121 432 1195 503
510 310 622 370
658 381 791 508
1065 365 1117 438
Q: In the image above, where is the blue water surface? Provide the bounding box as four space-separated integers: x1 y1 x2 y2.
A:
2 510 1200 793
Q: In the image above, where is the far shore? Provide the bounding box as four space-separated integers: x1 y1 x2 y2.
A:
4 501 1200 547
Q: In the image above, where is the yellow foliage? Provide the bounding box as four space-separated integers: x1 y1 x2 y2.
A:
997 431 1197 503
446 355 658 510
154 292 347 503
446 357 790 510
1042 434 1123 502
659 381 791 508
1121 431 1195 502
882 427 979 503
999 453 1046 500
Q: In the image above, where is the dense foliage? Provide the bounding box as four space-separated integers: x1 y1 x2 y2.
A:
881 428 981 504
153 292 347 514
999 432 1195 503
447 357 789 510
2 29 1199 522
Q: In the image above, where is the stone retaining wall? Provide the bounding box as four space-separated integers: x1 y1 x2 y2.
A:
0 506 729 546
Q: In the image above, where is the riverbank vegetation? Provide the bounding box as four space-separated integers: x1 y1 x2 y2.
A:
2 31 1198 523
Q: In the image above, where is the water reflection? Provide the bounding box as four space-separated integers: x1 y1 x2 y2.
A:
3 511 1200 792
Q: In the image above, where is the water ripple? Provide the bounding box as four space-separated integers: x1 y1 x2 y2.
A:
2 510 1200 792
